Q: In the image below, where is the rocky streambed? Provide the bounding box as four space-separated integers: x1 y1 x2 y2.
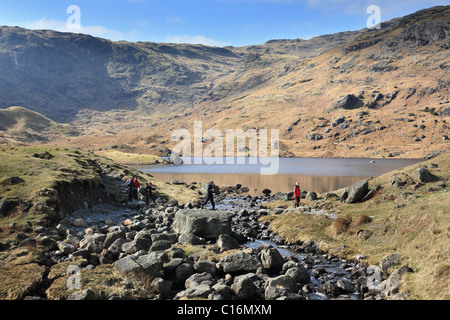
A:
25 185 403 300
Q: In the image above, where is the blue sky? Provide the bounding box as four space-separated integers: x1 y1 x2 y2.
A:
0 0 448 46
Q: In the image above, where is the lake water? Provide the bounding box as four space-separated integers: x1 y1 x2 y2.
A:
136 157 421 195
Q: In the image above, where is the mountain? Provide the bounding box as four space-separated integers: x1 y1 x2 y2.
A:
0 6 449 158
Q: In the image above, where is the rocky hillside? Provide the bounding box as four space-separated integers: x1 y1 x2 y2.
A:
0 6 449 158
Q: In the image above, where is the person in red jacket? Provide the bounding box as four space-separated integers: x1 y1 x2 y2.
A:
132 176 140 200
294 181 301 207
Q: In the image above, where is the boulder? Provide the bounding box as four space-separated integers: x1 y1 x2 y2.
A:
79 233 106 254
217 234 239 252
231 274 258 299
412 167 440 183
259 244 285 274
344 180 369 203
136 252 168 277
169 152 183 165
172 209 233 240
219 251 262 274
264 275 299 300
115 255 141 274
285 266 310 284
305 192 317 201
331 94 362 110
380 253 402 274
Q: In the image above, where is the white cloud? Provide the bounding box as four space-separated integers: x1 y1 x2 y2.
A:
21 17 129 41
166 16 183 24
164 35 230 47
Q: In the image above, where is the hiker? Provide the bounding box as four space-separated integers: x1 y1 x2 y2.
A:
145 182 156 204
132 176 140 200
201 181 215 210
294 181 301 207
126 177 135 202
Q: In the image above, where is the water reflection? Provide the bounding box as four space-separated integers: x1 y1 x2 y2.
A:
146 172 368 194
136 157 420 194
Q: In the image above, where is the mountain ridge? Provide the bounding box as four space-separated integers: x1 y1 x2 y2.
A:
0 5 449 158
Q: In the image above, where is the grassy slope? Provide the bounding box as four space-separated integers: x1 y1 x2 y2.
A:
262 152 449 300
0 144 199 234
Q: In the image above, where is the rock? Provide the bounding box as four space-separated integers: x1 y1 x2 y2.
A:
412 167 440 183
212 283 235 300
285 266 310 284
79 233 106 254
136 252 168 277
217 234 239 252
264 275 299 300
178 232 206 245
172 209 233 240
194 260 217 275
262 189 272 196
185 272 213 289
344 180 369 203
231 274 258 299
336 279 356 293
274 192 288 201
169 152 183 165
151 277 173 299
379 265 413 297
150 240 172 252
331 94 362 110
57 241 75 255
305 192 317 201
219 251 262 274
115 255 141 274
175 263 194 284
380 253 402 274
366 265 382 291
67 289 98 300
321 280 341 297
73 218 85 228
259 244 285 274
185 284 213 299
305 133 323 141
103 230 126 249
1 176 24 185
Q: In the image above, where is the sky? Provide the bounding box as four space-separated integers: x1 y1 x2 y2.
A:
0 0 448 47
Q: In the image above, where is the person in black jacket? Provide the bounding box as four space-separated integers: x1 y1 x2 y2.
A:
126 176 135 202
201 181 215 210
145 182 156 204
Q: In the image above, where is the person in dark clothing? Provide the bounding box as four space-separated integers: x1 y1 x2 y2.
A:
201 181 215 210
145 182 156 204
126 176 135 202
294 181 301 207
